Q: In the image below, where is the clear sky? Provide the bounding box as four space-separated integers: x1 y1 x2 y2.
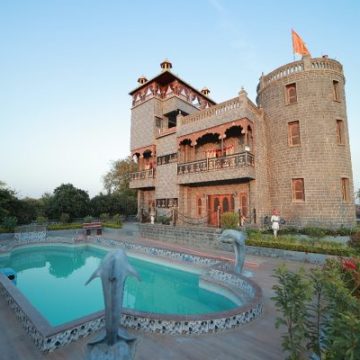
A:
0 0 359 199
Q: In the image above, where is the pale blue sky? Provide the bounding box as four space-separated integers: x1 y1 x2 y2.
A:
0 0 359 198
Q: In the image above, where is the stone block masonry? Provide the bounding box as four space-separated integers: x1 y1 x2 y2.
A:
129 57 356 228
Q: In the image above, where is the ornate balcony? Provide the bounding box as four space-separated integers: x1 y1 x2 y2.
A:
129 168 156 189
177 151 255 185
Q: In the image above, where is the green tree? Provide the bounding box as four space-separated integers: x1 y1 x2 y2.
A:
103 156 137 193
2 216 18 231
14 197 45 224
0 183 21 223
90 192 112 217
48 184 90 220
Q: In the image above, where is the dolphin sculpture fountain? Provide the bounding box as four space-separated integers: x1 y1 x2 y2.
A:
85 249 140 360
219 229 247 274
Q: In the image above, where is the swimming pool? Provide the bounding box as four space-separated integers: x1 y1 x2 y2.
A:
0 238 262 351
0 244 238 326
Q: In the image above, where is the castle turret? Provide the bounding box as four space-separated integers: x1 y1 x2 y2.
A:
257 55 355 227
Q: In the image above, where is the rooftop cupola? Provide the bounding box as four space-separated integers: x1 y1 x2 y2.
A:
201 87 210 96
160 59 172 72
137 75 148 85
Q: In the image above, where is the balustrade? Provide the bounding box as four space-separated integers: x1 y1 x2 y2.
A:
260 58 343 89
130 168 156 181
180 97 242 126
177 151 254 175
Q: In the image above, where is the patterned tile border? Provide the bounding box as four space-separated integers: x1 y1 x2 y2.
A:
0 237 263 352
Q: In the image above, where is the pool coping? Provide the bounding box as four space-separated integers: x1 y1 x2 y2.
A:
0 237 263 352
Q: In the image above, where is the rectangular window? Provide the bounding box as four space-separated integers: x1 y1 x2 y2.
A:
336 119 345 145
288 121 301 146
286 83 297 104
292 178 305 202
333 80 340 101
341 178 349 202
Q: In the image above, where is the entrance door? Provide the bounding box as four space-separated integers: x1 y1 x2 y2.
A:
208 194 234 226
239 192 249 220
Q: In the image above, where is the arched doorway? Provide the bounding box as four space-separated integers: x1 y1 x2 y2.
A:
207 194 235 226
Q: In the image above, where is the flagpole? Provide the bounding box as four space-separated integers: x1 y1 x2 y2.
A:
291 29 295 62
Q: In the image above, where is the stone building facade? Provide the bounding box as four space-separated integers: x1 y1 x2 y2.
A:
128 58 355 228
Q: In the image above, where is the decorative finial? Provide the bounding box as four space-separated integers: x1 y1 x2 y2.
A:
239 87 247 96
160 59 173 72
201 87 210 96
137 75 148 85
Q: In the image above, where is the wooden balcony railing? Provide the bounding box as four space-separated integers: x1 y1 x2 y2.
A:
177 151 254 175
130 168 156 181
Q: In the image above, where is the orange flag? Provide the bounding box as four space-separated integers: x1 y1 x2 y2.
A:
291 29 310 56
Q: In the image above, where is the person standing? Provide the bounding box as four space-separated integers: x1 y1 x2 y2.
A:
271 209 280 238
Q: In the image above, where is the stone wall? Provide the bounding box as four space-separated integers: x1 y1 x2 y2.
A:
156 132 177 155
139 223 223 250
162 95 199 116
258 57 355 227
138 224 333 264
130 97 160 151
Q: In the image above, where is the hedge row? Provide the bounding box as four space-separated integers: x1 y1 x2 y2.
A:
102 222 122 229
1 223 122 232
259 226 359 237
47 223 83 230
245 238 353 257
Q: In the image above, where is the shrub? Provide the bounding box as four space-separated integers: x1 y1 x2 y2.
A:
221 212 238 229
272 266 312 359
99 213 110 222
36 216 48 225
302 227 327 238
112 214 122 226
349 231 360 253
272 261 360 359
60 213 70 224
156 215 171 225
246 237 353 257
102 222 122 229
83 215 93 223
2 216 18 231
0 227 9 233
48 223 83 230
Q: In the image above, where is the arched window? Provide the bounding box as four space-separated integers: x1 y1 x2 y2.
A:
214 198 220 212
197 198 202 216
286 83 297 104
246 126 253 150
240 193 248 218
223 197 229 212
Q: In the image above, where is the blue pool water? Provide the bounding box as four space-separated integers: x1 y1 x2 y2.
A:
0 245 237 326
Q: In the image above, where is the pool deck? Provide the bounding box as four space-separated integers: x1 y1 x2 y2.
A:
0 224 314 360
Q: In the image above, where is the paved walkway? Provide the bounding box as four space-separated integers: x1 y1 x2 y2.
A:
0 224 313 360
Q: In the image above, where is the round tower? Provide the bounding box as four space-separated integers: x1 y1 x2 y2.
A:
257 55 355 228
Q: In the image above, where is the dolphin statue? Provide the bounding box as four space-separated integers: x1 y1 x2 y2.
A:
85 249 140 347
219 229 247 274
